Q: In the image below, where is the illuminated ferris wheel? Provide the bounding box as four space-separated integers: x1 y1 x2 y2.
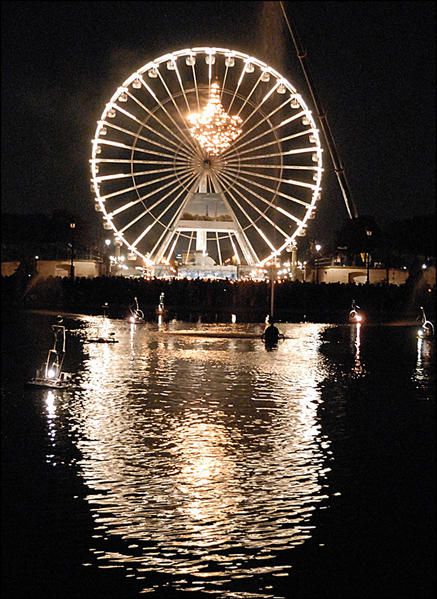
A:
90 47 323 270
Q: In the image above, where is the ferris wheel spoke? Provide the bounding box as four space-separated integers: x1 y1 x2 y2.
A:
101 117 192 159
207 53 212 95
186 231 195 261
229 233 241 264
154 71 199 153
150 174 203 260
125 86 195 154
224 165 317 191
215 232 223 265
224 82 283 153
227 147 318 164
113 102 192 157
117 170 198 235
217 170 296 237
130 173 199 251
95 138 189 162
213 172 277 253
218 170 304 224
95 158 190 166
219 64 230 104
229 163 319 172
221 167 311 209
186 60 201 112
136 173 199 244
226 124 312 160
138 74 198 153
104 167 195 205
172 59 193 114
235 72 264 117
224 107 306 160
223 99 300 158
124 169 196 218
209 172 260 263
96 164 191 184
226 62 250 114
163 232 181 264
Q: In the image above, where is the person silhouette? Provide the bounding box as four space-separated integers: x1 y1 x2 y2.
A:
262 317 280 346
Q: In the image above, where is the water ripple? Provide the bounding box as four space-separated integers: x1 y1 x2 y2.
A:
55 321 332 596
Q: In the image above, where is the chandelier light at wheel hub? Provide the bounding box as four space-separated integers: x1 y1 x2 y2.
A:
188 82 243 156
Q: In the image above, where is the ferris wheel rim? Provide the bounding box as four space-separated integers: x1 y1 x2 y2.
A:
90 47 323 269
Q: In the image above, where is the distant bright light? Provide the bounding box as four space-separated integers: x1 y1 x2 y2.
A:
315 244 322 252
422 263 427 270
105 239 111 246
47 369 56 378
351 313 363 323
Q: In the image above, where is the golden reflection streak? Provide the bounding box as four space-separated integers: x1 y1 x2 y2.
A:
66 322 333 597
350 322 365 377
413 335 433 393
44 390 58 464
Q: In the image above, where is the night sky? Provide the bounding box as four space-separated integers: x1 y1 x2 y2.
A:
2 1 435 244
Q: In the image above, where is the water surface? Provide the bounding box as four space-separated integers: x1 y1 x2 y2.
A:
2 314 435 598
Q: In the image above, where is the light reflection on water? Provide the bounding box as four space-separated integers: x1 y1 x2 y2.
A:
35 320 434 597
57 322 332 596
349 322 366 378
413 335 434 398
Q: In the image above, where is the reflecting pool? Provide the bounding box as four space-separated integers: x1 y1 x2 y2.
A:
2 314 435 598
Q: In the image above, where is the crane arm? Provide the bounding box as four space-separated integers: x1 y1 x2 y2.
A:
279 1 358 219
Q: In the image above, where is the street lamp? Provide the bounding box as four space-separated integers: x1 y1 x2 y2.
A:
266 260 279 318
69 222 76 280
315 243 322 284
103 239 112 275
365 229 373 284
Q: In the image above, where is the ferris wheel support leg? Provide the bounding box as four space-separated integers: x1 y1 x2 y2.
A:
234 231 258 266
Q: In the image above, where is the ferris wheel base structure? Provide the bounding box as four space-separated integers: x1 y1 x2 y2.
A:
151 261 264 281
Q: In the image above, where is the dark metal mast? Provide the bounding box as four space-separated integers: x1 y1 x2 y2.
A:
279 1 358 220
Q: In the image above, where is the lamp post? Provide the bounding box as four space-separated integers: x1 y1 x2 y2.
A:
69 222 76 280
269 262 275 317
291 244 298 281
267 261 278 318
104 238 111 275
365 229 373 284
315 243 322 284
